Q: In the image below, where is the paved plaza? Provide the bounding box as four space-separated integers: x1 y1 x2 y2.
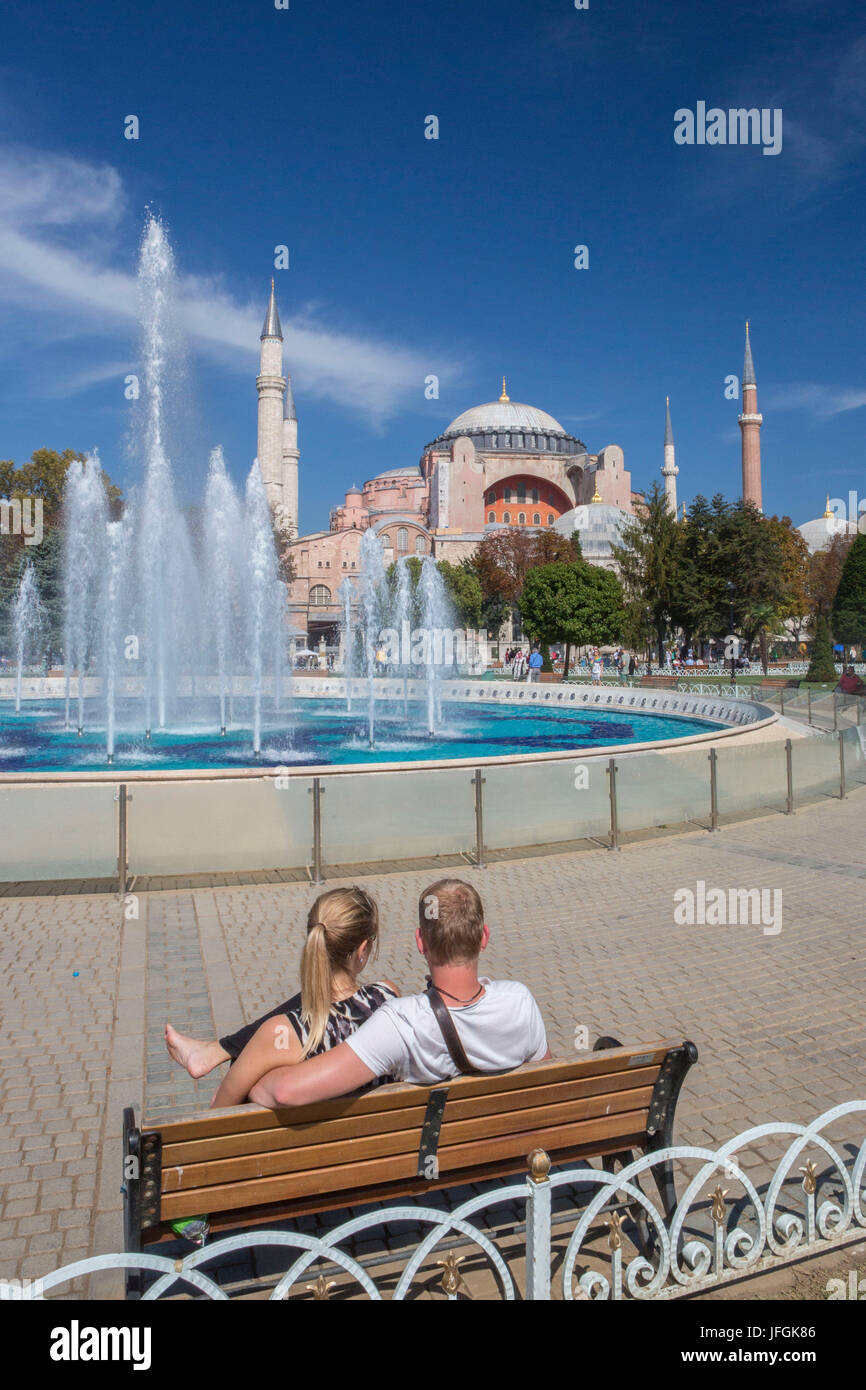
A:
1 783 865 1297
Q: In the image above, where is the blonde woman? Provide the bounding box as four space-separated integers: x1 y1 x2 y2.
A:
164 886 399 1109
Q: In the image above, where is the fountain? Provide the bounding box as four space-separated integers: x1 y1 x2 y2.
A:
359 529 387 747
12 564 45 713
49 214 291 763
339 577 355 713
0 213 733 777
419 555 452 736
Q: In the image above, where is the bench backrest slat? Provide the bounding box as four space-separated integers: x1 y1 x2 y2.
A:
159 1106 651 1223
159 1064 663 1167
160 1083 655 1195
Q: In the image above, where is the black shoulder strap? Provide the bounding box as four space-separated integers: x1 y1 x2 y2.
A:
425 983 485 1077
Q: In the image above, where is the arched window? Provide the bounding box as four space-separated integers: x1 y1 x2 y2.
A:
488 511 496 524
486 488 496 505
397 527 408 552
547 513 555 525
309 585 331 607
517 482 526 502
518 512 526 525
504 487 512 503
531 488 539 503
415 535 426 554
533 512 541 525
503 511 511 524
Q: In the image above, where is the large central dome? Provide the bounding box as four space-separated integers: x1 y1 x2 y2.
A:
443 398 568 438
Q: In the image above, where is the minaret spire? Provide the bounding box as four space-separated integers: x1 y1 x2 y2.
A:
257 280 287 510
661 395 678 516
261 278 283 340
738 321 763 510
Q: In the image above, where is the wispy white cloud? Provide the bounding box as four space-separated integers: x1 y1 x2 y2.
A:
763 382 866 418
0 146 459 421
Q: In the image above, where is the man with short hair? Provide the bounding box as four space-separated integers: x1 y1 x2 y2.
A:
527 646 544 683
249 878 549 1107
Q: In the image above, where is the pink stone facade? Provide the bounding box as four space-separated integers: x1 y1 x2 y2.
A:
285 396 635 641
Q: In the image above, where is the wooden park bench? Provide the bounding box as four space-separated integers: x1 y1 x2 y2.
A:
638 674 678 689
757 676 800 690
122 1037 697 1297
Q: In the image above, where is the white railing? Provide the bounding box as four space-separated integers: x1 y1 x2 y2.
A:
4 1101 863 1301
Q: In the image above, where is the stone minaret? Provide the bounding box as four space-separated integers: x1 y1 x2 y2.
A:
256 280 286 509
662 395 678 516
281 371 300 539
738 321 763 511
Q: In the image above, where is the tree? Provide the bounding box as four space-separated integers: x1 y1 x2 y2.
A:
436 559 482 628
831 532 866 649
807 533 853 621
611 481 682 664
765 514 810 642
519 560 625 674
806 614 837 682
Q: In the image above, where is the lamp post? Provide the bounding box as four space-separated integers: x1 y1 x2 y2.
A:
726 581 737 687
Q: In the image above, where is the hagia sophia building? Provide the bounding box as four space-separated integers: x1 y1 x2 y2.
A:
253 282 836 647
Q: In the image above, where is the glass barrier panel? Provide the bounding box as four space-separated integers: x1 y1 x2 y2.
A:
320 767 472 864
716 740 789 816
791 734 843 801
0 784 117 880
483 757 610 849
129 778 311 876
842 725 866 787
614 747 711 831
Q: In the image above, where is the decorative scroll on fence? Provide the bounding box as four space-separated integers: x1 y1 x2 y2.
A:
3 1101 863 1302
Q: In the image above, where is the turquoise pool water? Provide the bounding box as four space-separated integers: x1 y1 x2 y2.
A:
0 697 723 772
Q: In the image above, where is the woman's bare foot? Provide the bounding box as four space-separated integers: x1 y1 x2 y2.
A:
165 1024 229 1079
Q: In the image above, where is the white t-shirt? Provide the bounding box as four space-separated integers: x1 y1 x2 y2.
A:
344 978 548 1085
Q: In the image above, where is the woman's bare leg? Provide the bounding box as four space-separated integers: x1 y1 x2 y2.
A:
165 1024 231 1079
211 1015 303 1108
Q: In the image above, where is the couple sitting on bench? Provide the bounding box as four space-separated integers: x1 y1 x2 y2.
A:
165 878 550 1108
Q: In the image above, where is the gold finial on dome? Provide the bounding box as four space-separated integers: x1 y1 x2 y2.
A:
591 478 602 504
499 376 510 403
823 495 833 520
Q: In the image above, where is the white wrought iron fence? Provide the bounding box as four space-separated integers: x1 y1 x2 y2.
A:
4 1101 863 1302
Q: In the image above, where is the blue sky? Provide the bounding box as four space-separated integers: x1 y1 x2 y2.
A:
1 0 865 529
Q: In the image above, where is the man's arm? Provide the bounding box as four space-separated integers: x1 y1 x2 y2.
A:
248 1040 376 1109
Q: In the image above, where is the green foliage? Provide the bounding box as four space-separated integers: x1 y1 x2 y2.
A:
436 559 482 628
806 614 838 681
519 560 625 650
383 557 481 629
612 481 682 658
831 532 866 646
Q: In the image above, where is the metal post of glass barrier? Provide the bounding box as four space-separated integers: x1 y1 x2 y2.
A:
839 732 846 800
310 777 324 884
833 693 838 731
709 747 719 831
807 688 812 725
607 759 620 851
472 769 486 869
785 739 794 814
116 784 128 898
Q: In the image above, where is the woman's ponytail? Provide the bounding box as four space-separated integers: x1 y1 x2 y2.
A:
299 922 333 1057
298 887 379 1058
